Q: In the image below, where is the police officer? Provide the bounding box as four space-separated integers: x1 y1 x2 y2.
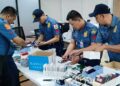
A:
32 9 63 56
88 4 120 62
0 6 26 86
62 10 99 66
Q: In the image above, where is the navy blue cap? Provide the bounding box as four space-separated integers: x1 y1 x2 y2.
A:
32 9 44 22
89 4 110 17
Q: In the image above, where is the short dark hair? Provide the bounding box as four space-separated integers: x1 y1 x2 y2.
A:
66 10 83 21
1 6 17 16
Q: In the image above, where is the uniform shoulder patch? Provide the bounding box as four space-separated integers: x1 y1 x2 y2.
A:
32 15 35 19
113 26 117 33
0 22 3 25
53 24 59 29
91 29 97 34
4 24 11 30
84 31 88 37
47 22 51 28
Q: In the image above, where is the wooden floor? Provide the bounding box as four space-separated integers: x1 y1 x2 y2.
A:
19 73 37 86
21 81 36 86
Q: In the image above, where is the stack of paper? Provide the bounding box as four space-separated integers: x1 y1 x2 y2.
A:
83 51 100 60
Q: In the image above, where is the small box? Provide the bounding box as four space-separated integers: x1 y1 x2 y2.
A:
92 66 120 86
93 75 120 86
102 61 120 70
28 50 54 71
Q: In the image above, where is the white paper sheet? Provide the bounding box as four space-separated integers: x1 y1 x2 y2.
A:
83 51 100 60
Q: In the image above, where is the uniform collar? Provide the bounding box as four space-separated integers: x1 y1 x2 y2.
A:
76 21 87 31
111 15 118 28
100 15 118 28
0 18 4 22
0 18 3 20
45 16 50 24
39 16 49 26
83 21 87 29
81 21 87 31
0 18 8 24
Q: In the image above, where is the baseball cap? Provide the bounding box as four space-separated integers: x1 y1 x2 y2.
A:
89 4 110 17
32 9 44 22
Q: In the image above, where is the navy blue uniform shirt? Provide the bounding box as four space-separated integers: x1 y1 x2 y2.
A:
96 15 120 61
72 22 98 49
39 16 60 41
0 18 17 55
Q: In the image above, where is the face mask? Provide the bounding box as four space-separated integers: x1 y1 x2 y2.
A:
10 24 15 28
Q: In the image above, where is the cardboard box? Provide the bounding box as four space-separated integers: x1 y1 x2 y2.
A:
102 61 120 70
93 76 120 86
28 50 55 71
92 66 120 86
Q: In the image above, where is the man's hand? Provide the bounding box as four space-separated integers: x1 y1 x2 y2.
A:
38 41 47 46
69 49 83 56
95 44 106 52
62 53 69 62
13 36 26 47
71 56 80 65
32 41 45 47
25 41 31 44
71 54 83 64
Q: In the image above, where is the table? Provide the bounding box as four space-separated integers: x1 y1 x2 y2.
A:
14 48 120 86
15 56 64 86
16 62 57 86
16 58 120 86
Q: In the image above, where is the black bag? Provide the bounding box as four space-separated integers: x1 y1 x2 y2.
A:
79 52 103 66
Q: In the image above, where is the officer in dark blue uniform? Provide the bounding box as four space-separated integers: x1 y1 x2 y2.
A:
62 10 99 66
0 6 26 86
32 9 63 56
89 4 120 62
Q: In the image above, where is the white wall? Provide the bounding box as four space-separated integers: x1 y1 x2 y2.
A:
41 0 62 22
0 0 18 25
0 0 16 12
18 0 39 36
61 0 83 22
41 0 113 23
0 0 113 35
